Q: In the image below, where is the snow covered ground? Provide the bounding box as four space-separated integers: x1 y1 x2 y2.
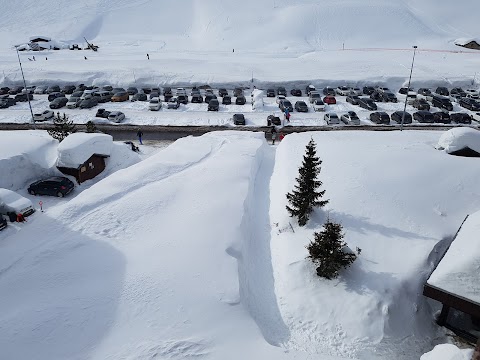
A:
1 129 480 359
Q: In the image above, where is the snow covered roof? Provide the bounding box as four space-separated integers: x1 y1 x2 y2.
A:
436 127 480 155
57 133 113 169
427 210 480 305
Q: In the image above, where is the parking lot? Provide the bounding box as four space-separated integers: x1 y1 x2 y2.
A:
1 85 479 128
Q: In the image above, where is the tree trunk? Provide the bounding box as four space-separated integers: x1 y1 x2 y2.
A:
473 338 480 360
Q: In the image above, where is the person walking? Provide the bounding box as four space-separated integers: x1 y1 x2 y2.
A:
147 53 150 60
33 56 36 61
136 129 144 145
84 56 88 60
270 126 277 145
16 213 26 223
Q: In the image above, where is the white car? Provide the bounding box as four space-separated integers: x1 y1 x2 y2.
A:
276 95 286 104
80 89 96 100
340 111 361 125
34 86 47 94
324 112 340 125
312 99 325 112
149 97 162 111
0 188 35 217
335 86 352 96
108 111 125 123
465 89 479 100
33 110 54 121
66 97 81 109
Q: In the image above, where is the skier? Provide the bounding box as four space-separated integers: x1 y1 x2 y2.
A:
33 56 35 61
84 56 88 60
147 53 150 60
270 126 277 145
136 129 144 145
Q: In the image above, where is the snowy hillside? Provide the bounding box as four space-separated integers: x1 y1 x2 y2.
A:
1 0 480 86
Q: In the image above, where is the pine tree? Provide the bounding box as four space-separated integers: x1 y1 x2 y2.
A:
85 120 97 133
47 112 76 142
286 138 328 226
306 220 357 280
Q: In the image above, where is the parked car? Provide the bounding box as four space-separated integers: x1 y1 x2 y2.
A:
49 97 68 109
163 87 173 97
111 91 129 102
370 91 383 102
80 89 96 100
33 110 54 121
102 85 113 92
323 96 336 105
65 96 80 109
312 99 325 112
308 91 321 103
208 99 220 111
290 88 302 96
191 87 200 96
108 111 125 123
167 97 180 109
305 85 316 95
465 89 479 100
218 88 228 97
358 98 377 110
28 177 74 198
398 87 414 95
324 112 340 125
266 88 275 97
459 97 480 111
79 97 99 109
127 87 138 95
15 93 33 102
235 95 246 105
233 113 245 125
413 110 434 123
323 87 336 96
71 91 84 98
391 111 412 124
346 94 360 105
192 94 203 103
61 85 76 94
294 100 308 112
405 91 418 104
149 92 160 100
205 93 217 103
0 98 16 108
131 93 147 101
46 85 61 94
432 95 453 111
362 86 376 95
8 86 23 95
276 95 286 104
222 95 231 105
369 111 390 125
233 88 244 97
267 115 281 126
412 99 430 111
340 111 360 125
382 92 398 103
75 84 87 92
149 97 162 111
177 95 188 104
23 86 36 94
435 86 449 96
432 111 451 124
335 86 351 96
95 108 111 118
47 92 64 102
277 87 287 96
351 87 362 95
279 99 293 112
450 87 466 98
0 215 6 231
450 112 472 124
0 188 35 217
471 112 480 122
93 91 112 103
376 86 391 93
141 87 151 94
417 88 433 100
34 86 48 94
0 87 10 95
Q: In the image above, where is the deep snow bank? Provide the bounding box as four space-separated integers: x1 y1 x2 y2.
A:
0 132 339 360
437 127 480 155
420 343 473 360
270 130 480 359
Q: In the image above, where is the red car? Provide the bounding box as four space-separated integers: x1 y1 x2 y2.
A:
323 96 337 105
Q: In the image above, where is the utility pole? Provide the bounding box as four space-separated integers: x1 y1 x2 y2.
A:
15 46 35 129
400 45 417 131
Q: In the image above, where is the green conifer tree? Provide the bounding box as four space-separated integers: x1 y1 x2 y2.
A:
306 220 357 280
47 112 76 142
85 120 97 133
286 138 328 226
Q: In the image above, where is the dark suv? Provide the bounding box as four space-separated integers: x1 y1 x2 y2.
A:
450 112 471 124
435 87 449 96
413 110 434 123
279 99 293 112
267 115 281 126
369 111 390 124
358 98 377 111
432 95 453 111
28 176 74 197
277 87 287 96
459 98 480 111
208 99 220 111
412 99 430 111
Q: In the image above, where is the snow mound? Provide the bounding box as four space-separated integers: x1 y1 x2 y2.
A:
428 210 480 304
0 130 58 190
454 38 480 46
57 133 113 168
436 128 480 154
420 343 473 360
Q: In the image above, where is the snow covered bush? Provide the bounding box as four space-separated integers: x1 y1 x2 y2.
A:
286 138 328 226
306 220 357 279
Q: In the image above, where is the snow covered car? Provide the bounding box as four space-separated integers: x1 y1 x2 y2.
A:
28 177 74 198
108 111 125 123
324 112 340 125
149 98 162 111
465 89 479 99
0 188 35 217
312 99 325 112
33 110 54 121
340 111 360 125
275 95 286 104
